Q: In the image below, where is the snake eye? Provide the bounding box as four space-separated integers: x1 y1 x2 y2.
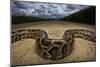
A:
41 38 51 46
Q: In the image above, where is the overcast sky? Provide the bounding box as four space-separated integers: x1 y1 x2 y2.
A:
11 1 90 19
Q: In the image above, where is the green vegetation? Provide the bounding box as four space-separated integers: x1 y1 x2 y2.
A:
12 16 52 24
60 6 96 25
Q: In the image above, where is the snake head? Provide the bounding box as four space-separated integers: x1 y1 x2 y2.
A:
36 38 72 60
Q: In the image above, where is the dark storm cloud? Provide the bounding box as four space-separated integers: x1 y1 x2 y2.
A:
11 1 90 19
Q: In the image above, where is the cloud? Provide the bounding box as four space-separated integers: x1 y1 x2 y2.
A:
11 1 89 19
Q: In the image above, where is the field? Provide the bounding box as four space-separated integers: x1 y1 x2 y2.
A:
11 21 96 65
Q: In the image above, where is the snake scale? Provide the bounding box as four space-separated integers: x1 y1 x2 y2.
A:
12 29 96 60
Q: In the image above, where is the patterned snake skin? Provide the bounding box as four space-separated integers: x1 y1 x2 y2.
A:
12 29 96 60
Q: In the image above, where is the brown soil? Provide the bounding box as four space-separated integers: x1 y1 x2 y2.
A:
11 21 96 65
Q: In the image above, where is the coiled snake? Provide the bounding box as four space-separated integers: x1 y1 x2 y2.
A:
12 29 96 60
